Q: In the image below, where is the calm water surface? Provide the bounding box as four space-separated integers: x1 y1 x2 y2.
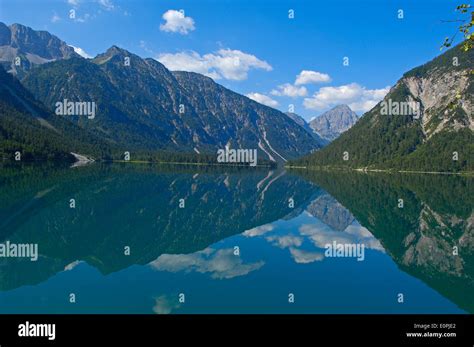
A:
0 163 472 313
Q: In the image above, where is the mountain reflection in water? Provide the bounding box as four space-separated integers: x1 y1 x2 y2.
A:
0 163 471 313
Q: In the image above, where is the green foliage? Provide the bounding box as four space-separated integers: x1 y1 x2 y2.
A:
290 44 473 173
441 4 473 52
392 128 473 172
0 66 112 161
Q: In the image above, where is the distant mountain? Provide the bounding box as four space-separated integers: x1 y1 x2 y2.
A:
285 112 327 146
0 22 78 78
21 44 322 162
295 43 474 172
309 104 359 142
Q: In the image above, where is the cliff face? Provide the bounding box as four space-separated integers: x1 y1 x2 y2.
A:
403 68 473 139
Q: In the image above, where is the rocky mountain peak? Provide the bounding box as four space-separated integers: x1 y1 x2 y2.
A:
104 45 129 57
8 22 76 60
309 104 359 142
331 104 354 113
0 22 78 76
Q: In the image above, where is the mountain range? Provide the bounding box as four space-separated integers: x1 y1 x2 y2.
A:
0 22 322 164
0 22 472 171
293 43 473 172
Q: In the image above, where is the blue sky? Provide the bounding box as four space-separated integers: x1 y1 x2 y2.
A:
0 0 464 119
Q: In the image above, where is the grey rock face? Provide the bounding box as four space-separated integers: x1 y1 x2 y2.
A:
0 22 78 77
309 104 359 142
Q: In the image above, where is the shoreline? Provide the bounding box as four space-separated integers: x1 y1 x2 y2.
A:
108 159 274 168
284 165 474 176
2 159 472 175
0 158 275 169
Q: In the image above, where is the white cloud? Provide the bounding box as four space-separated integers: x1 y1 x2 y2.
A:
289 248 324 264
303 83 390 113
69 45 92 59
246 93 279 107
266 235 303 248
159 9 195 34
149 248 264 279
271 83 307 98
67 0 80 6
295 70 331 85
268 70 329 100
158 49 272 81
97 0 114 10
51 13 61 23
298 223 384 252
158 51 218 78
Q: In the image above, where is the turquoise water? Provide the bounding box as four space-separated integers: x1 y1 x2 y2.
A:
0 163 471 313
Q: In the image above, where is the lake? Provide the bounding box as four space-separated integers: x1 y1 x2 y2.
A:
0 163 472 314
